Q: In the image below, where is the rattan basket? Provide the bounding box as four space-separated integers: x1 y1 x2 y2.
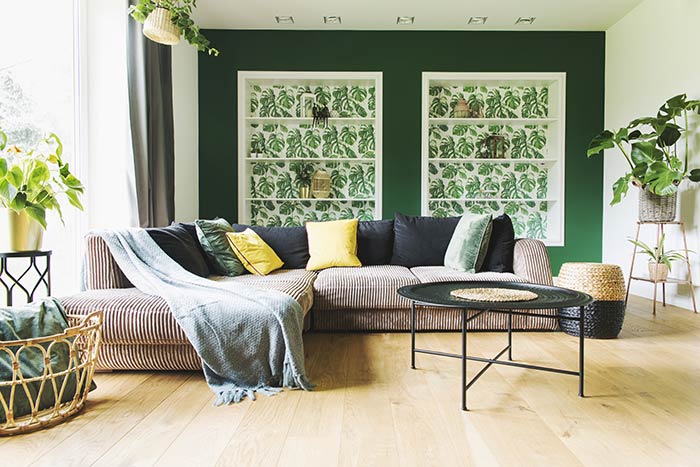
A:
143 7 180 45
557 263 626 339
0 311 103 435
638 188 677 222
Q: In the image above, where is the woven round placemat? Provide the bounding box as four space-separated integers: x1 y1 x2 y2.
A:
450 287 539 302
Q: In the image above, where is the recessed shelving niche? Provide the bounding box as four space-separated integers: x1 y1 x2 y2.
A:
238 71 382 226
421 72 566 246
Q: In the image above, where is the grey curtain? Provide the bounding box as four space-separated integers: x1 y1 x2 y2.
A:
127 1 175 228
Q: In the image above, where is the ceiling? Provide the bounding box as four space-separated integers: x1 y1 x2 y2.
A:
193 0 644 31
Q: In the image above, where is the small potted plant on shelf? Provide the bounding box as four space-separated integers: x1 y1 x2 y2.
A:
0 130 85 251
627 234 689 282
128 0 219 56
587 94 700 222
292 163 314 198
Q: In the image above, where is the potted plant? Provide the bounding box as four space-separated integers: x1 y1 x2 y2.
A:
128 0 219 56
587 94 700 221
628 234 689 282
292 162 314 198
0 130 85 251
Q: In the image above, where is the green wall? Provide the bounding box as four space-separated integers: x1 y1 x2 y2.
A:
198 30 605 273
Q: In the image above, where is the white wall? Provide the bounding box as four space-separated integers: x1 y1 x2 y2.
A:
604 0 700 310
172 42 199 222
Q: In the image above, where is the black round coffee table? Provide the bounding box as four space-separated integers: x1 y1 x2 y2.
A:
397 281 593 411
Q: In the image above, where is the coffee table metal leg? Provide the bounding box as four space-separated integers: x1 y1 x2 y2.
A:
578 305 585 397
507 310 513 361
410 301 416 369
462 308 468 411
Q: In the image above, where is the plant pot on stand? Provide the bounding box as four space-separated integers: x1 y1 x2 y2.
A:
647 261 669 282
638 188 677 222
0 209 44 252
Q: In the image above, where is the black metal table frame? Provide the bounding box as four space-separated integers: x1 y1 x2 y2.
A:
409 301 585 411
0 251 52 306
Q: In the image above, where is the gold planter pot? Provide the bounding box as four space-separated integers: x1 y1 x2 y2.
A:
0 209 44 252
299 186 311 198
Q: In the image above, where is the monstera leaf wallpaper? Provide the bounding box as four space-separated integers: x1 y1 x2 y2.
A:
250 84 376 118
426 85 553 239
246 83 377 226
428 85 549 119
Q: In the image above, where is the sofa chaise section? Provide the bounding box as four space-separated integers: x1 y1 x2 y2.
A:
61 235 317 370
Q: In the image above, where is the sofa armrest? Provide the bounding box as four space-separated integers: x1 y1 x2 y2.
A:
84 234 132 290
512 238 553 285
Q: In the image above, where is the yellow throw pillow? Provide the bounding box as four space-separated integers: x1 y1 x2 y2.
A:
306 219 362 271
225 229 283 276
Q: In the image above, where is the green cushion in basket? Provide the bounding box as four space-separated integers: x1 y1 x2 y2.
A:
194 218 246 276
444 214 493 273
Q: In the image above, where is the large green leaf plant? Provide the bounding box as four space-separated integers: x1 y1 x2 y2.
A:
0 130 84 228
587 94 700 205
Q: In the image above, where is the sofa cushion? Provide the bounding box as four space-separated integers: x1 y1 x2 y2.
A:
313 265 419 310
391 213 460 267
226 229 284 275
306 219 362 271
195 218 246 276
410 266 525 284
232 224 309 269
60 269 317 345
444 214 493 273
480 214 516 273
146 224 210 277
357 219 394 265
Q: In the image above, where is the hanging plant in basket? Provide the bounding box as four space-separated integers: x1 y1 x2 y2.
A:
129 0 219 56
587 94 700 221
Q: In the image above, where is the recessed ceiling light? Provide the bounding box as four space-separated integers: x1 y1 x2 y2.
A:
468 16 488 25
275 16 294 24
515 17 536 25
397 16 415 25
324 16 342 24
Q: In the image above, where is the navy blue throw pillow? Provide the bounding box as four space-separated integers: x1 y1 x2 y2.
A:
390 213 461 267
357 220 394 265
146 223 210 277
479 214 515 273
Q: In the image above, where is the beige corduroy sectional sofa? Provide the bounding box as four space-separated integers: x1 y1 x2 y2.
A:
60 234 554 371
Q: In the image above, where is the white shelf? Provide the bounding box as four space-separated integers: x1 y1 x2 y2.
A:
247 198 374 202
429 198 557 202
429 158 557 164
246 157 374 162
421 72 566 247
428 117 556 125
245 117 375 125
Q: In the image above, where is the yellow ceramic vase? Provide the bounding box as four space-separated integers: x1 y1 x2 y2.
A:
0 209 44 252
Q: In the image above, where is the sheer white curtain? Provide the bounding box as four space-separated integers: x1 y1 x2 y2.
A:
0 0 138 297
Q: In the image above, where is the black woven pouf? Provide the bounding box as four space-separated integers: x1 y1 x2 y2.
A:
559 300 626 339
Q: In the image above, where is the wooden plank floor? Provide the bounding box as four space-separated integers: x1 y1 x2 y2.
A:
4 295 699 466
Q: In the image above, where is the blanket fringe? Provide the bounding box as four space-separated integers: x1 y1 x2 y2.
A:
283 360 315 391
214 386 283 406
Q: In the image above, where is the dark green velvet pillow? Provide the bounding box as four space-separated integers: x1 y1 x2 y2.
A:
444 214 493 273
194 218 246 276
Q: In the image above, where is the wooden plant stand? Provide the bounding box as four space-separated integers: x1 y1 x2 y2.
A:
626 221 697 314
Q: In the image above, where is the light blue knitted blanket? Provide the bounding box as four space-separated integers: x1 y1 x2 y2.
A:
91 229 312 404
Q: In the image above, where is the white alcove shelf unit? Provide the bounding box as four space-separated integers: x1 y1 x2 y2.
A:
421 72 566 246
237 71 383 226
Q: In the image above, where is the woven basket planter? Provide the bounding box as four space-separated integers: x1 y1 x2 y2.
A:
143 7 180 45
638 188 677 222
0 311 103 436
557 263 626 339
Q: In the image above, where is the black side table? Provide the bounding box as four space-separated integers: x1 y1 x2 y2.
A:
0 250 52 306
